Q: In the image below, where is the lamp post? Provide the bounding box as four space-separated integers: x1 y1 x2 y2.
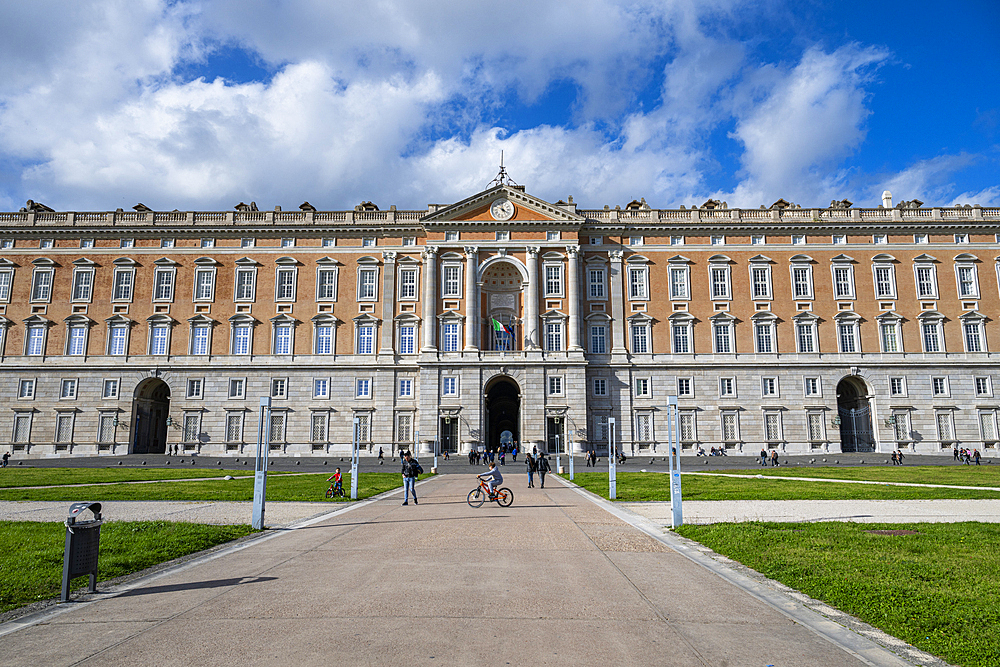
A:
568 429 575 481
608 417 617 500
351 416 360 500
252 397 271 530
667 395 682 528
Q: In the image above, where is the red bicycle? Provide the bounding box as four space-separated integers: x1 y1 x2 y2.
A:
467 478 513 507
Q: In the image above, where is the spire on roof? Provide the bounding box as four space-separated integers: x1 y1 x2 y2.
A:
487 151 520 189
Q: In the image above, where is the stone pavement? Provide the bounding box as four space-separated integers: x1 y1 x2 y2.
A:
0 475 928 667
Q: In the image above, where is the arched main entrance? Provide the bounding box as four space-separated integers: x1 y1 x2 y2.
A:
485 376 520 452
836 376 874 452
131 378 170 454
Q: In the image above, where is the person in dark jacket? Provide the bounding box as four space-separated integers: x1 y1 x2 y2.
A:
536 453 551 488
525 453 536 488
401 452 421 505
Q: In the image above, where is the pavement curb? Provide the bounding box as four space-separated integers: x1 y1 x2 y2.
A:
553 475 951 667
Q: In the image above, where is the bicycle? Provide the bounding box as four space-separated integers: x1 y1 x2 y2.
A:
467 479 513 508
325 481 345 498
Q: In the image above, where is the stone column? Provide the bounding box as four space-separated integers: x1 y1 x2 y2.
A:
566 245 582 351
378 251 397 356
524 246 540 350
609 250 627 356
464 246 479 351
420 246 438 352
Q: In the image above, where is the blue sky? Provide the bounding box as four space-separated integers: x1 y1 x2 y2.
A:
0 0 996 212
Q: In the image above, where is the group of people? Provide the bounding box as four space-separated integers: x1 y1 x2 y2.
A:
584 450 599 467
890 449 906 465
759 449 780 467
953 447 982 465
522 452 551 488
468 443 519 466
696 446 729 456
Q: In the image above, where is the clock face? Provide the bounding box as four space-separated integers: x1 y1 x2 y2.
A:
490 198 515 221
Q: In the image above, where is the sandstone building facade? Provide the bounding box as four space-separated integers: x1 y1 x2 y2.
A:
2 185 999 459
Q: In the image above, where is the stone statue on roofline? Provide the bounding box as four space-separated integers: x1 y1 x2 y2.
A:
21 200 55 213
299 202 316 211
896 199 924 209
234 202 259 211
355 201 379 211
133 203 152 212
828 199 853 209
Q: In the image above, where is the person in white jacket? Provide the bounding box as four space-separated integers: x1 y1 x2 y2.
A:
477 463 503 498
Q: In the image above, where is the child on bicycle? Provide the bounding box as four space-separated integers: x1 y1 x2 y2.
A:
477 462 503 498
327 468 343 497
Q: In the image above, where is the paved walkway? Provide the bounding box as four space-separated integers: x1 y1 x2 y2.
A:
1 476 928 666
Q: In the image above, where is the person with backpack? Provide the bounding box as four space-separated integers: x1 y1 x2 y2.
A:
401 451 423 505
525 453 537 488
536 452 551 489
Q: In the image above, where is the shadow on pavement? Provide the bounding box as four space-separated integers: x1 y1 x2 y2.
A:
118 577 277 597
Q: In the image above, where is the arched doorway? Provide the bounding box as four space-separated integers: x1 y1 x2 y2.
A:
836 376 874 452
131 378 170 454
485 376 520 453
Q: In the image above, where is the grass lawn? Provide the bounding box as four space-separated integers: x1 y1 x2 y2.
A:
675 522 1000 667
709 465 1000 487
561 471 1000 501
0 520 256 614
0 468 267 488
0 472 406 502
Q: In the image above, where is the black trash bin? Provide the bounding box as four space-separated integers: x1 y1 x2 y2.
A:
61 502 102 602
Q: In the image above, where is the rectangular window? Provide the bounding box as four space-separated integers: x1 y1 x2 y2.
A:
269 412 286 442
354 414 370 442
240 237 255 248
361 237 375 247
751 267 771 299
545 265 563 296
315 326 333 354
629 236 643 246
187 379 203 399
719 378 735 397
796 323 815 353
937 413 954 442
308 413 328 442
201 238 215 248
98 414 116 443
808 413 824 441
317 268 338 300
890 377 905 396
832 235 846 245
590 325 606 354
355 378 371 398
792 235 806 245
792 267 811 299
722 413 738 441
713 322 732 353
874 266 895 298
590 236 603 245
153 269 174 301
398 379 413 397
275 269 296 301
957 266 978 298
672 324 690 353
588 269 605 299
113 269 134 301
194 269 216 300
358 268 378 300
932 377 948 396
761 377 777 396
751 235 765 245
593 378 607 396
670 236 684 246
764 413 781 440
634 378 649 397
226 414 244 442
232 325 252 355
833 266 853 299
631 324 649 353
31 270 53 301
443 266 461 297
235 269 256 301
922 322 942 352
711 235 725 246
180 414 199 442
399 325 416 354
915 266 936 298
805 377 820 396
357 325 375 354
914 234 928 244
55 413 74 442
710 267 730 299
838 323 857 353
191 326 210 355
546 231 560 241
402 237 416 246
281 238 295 248
679 413 695 441
67 327 87 356
975 377 992 396
150 326 170 355
894 413 910 441
313 378 329 399
635 414 652 441
80 239 94 248
964 322 984 352
442 377 458 396
980 412 998 441
628 267 648 300
321 238 336 247
103 379 119 398
755 323 774 353
880 322 900 352
273 325 293 355
229 378 246 399
108 326 128 355
18 379 35 398
955 233 969 244
120 238 134 248
270 378 287 399
72 270 94 301
399 269 417 300
442 322 460 352
549 376 563 395
670 267 688 299
873 234 887 244
0 270 11 302
545 322 563 351
160 238 174 248
396 413 413 443
26 327 46 356
677 378 692 396
496 231 509 242
445 231 459 242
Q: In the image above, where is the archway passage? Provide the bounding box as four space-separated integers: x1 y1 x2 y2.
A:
131 378 170 454
481 262 523 351
836 376 874 452
485 377 520 453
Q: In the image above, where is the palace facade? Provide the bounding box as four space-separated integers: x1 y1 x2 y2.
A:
2 184 999 459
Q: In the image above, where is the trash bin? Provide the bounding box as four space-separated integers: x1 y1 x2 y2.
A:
61 502 102 602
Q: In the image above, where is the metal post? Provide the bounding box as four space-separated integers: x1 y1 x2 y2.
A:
555 434 560 473
351 416 359 500
608 417 617 500
668 396 683 528
569 429 575 480
252 397 271 530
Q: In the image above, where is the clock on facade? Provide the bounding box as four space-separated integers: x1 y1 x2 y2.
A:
490 197 515 221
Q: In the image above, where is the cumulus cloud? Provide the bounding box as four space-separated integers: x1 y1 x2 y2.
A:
0 0 994 212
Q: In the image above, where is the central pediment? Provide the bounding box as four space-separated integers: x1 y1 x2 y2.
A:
423 186 584 226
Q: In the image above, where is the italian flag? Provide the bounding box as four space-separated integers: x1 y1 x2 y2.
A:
491 318 511 335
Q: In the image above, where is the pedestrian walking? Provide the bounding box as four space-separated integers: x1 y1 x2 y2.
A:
401 451 422 505
499 450 506 466
511 446 517 462
769 450 779 467
378 447 384 465
759 448 768 467
974 449 981 465
953 446 959 461
525 453 536 488
1 451 8 467
536 452 551 488
897 450 905 465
